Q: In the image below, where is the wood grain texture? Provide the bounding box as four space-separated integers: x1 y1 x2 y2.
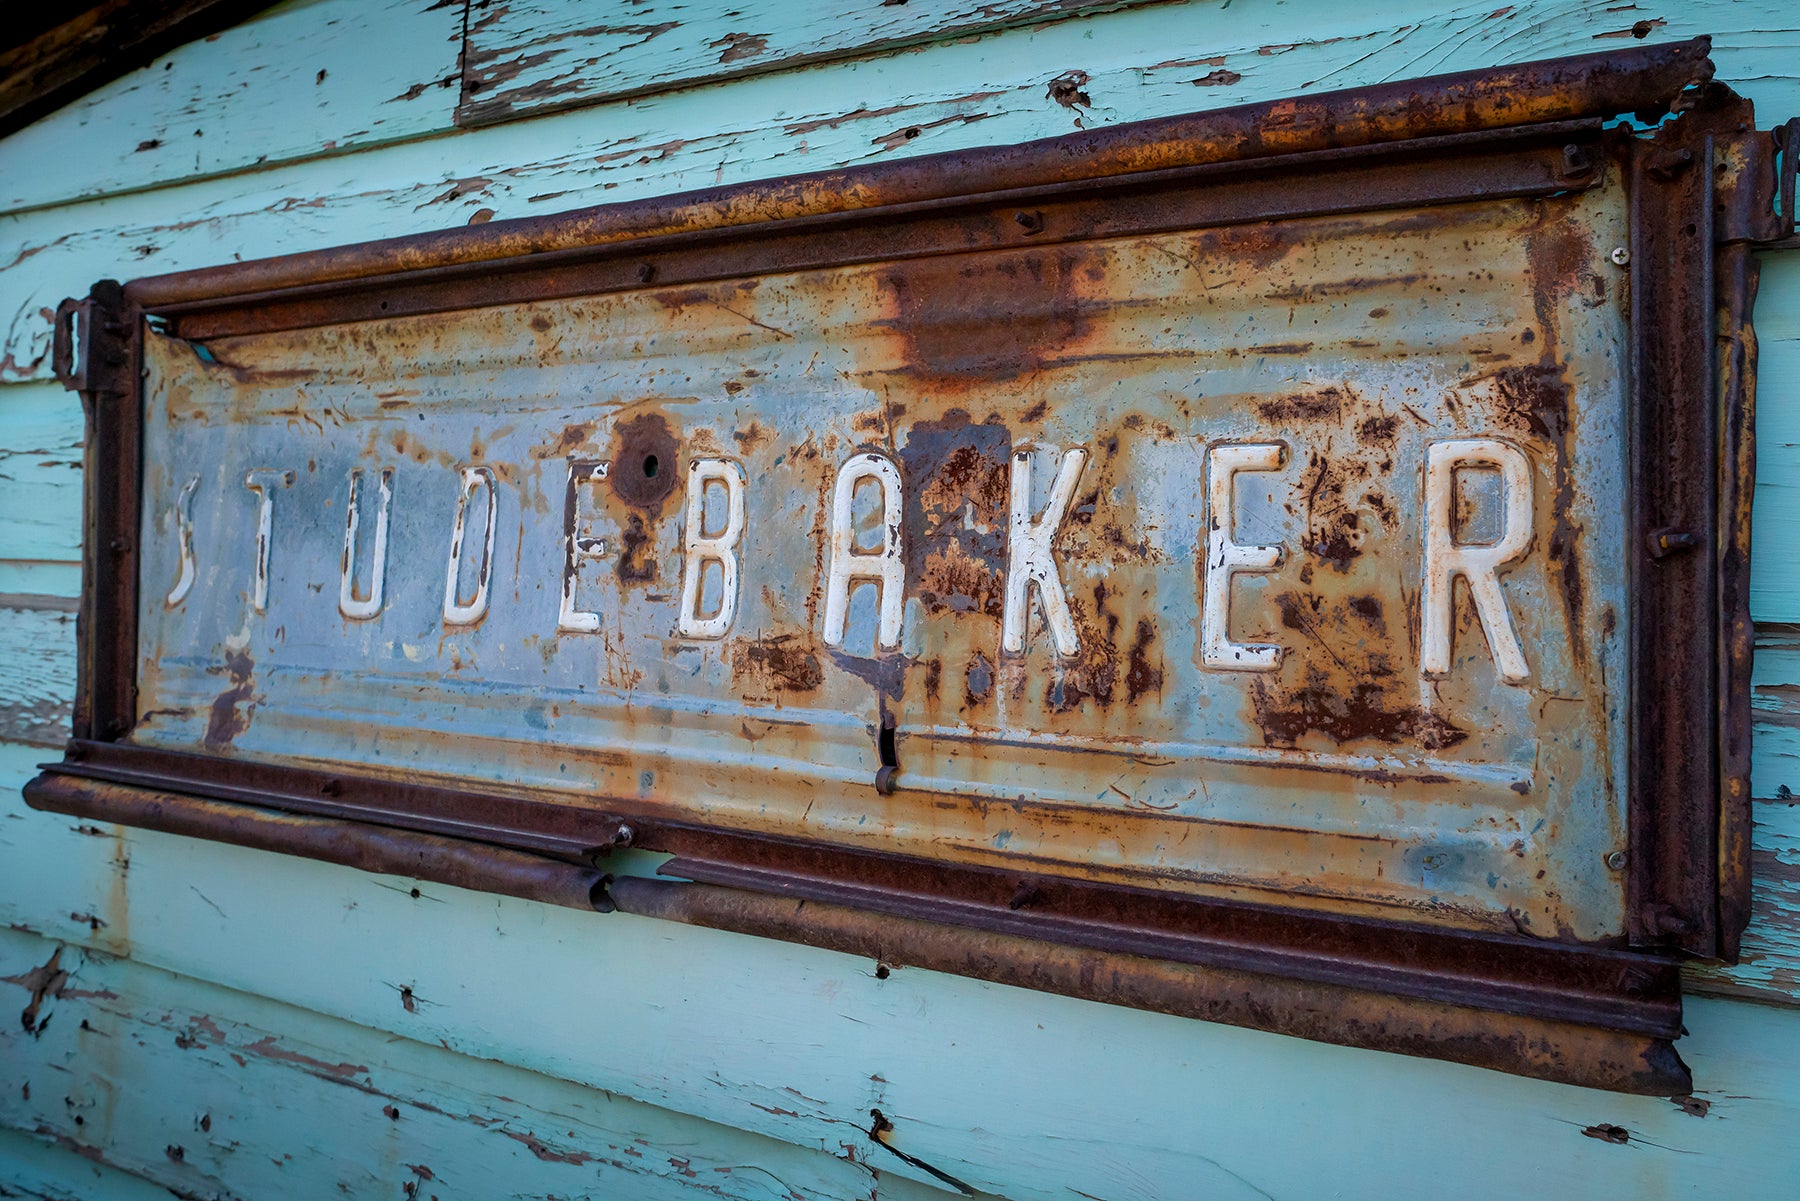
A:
0 0 267 145
458 0 1156 127
0 0 466 217
1689 625 1800 1001
0 382 83 572
0 925 948 1201
3 765 1800 1201
1753 253 1800 623
0 1126 174 1201
5 0 1797 383
0 605 74 748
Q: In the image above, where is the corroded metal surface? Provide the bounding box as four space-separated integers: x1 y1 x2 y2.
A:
29 41 1780 1091
126 186 1634 940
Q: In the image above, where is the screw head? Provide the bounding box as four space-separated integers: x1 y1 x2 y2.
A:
1606 850 1628 871
1610 246 1631 266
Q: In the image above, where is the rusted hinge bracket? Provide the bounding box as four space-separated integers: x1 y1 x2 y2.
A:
1745 118 1798 249
50 279 130 399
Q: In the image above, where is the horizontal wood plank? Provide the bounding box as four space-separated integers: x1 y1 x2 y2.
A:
0 924 937 1201
0 605 73 747
0 382 82 570
0 0 465 218
0 1128 173 1201
458 0 1155 127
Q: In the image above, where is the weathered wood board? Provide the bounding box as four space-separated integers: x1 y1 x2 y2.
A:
0 925 948 1201
457 0 1157 126
0 0 466 216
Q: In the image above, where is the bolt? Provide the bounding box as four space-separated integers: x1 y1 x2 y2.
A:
108 537 131 555
1559 143 1593 178
1648 147 1694 180
634 263 656 284
612 823 634 847
1606 850 1627 871
1650 527 1700 558
1610 246 1631 266
1013 209 1044 235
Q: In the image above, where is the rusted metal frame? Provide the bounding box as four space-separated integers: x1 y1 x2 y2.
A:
1714 238 1758 960
654 857 1680 1036
27 742 1684 1035
16 763 1693 1092
153 123 1607 343
25 775 608 912
603 876 1690 1095
25 43 1754 1094
1708 106 1781 958
50 281 142 746
1626 89 1766 961
1627 112 1722 957
43 740 620 860
121 39 1713 311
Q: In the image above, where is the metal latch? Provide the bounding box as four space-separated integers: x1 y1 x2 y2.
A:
49 296 92 392
1760 117 1799 249
50 280 128 395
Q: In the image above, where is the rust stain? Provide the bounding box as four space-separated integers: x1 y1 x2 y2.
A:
202 649 256 751
900 410 1010 620
882 248 1093 388
964 651 994 708
1253 671 1468 750
733 634 824 692
1125 619 1164 703
608 412 680 588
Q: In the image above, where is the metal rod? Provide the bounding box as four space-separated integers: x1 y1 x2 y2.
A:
24 774 609 912
605 875 1691 1096
25 770 1691 1094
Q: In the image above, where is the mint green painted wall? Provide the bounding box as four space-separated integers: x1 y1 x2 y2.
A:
3 3 1798 1196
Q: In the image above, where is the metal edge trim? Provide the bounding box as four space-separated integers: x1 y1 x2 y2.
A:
120 39 1713 309
21 771 1690 1095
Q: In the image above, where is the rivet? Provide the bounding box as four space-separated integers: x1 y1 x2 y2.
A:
1606 850 1628 871
634 263 656 284
1013 209 1044 235
1610 246 1631 266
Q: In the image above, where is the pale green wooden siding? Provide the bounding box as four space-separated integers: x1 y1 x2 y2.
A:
3 2 1799 1196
